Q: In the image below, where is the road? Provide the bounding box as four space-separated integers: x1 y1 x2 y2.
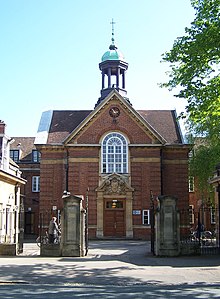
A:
0 240 219 298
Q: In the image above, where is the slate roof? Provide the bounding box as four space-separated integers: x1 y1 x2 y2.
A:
47 110 91 144
138 110 183 144
10 137 36 161
43 109 183 144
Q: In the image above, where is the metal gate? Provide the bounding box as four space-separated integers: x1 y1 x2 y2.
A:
180 207 220 255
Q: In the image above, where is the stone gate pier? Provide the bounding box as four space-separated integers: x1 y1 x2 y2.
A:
41 192 86 257
61 193 86 257
155 195 180 256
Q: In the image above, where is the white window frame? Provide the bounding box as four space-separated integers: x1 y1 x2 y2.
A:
10 150 20 162
142 209 150 225
32 176 40 192
189 176 195 192
32 150 40 163
101 132 128 174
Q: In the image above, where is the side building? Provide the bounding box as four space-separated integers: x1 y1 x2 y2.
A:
10 137 40 237
0 121 26 255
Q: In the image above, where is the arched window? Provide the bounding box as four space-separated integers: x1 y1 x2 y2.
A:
102 132 128 173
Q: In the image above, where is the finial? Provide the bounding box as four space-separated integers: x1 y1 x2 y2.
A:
109 18 117 50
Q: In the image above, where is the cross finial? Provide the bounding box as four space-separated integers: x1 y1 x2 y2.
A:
109 18 117 50
110 18 115 44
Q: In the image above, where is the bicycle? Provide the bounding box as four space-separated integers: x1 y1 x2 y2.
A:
36 231 61 247
189 229 214 246
36 231 49 247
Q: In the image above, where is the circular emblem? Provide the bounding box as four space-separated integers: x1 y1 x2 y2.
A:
109 107 120 118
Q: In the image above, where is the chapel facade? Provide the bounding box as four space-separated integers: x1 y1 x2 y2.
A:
35 32 190 240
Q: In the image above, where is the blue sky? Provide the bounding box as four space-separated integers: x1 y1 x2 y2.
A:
0 0 195 137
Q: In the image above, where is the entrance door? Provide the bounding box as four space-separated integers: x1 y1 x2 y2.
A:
104 200 125 237
25 212 34 234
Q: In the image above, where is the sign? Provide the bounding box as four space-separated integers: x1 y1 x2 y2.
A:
133 210 141 215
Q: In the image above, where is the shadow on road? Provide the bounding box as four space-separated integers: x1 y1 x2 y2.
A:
0 240 219 298
60 240 220 268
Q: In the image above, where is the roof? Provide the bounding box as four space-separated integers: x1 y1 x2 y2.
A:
36 109 183 145
47 110 92 144
10 137 36 161
101 48 125 62
137 110 183 144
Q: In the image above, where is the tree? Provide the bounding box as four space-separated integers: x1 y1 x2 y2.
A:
161 0 220 138
162 0 220 205
188 138 220 204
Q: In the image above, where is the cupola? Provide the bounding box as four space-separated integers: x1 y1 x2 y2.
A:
95 20 129 107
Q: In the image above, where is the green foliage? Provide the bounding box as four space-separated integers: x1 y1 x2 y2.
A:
161 0 220 136
162 0 220 202
189 141 220 199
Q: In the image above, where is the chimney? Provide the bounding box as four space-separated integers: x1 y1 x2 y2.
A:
0 120 6 134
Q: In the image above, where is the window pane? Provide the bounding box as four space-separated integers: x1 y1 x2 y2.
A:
108 154 114 162
108 146 114 153
10 150 19 162
32 176 40 192
115 164 121 172
115 155 121 163
102 132 128 174
115 146 121 153
108 164 114 173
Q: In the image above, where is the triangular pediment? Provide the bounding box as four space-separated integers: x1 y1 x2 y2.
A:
63 90 166 145
96 173 134 195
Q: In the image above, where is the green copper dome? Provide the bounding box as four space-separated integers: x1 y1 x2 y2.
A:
101 48 125 62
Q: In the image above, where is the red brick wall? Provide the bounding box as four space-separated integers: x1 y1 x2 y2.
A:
130 148 161 226
39 149 66 216
162 148 189 210
72 104 154 144
38 107 189 240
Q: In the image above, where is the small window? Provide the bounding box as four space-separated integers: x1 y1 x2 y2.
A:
142 210 150 225
10 150 20 162
106 200 124 209
32 150 41 163
32 176 40 192
189 205 194 224
211 208 216 224
189 176 194 192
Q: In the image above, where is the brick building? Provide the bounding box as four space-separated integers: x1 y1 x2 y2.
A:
35 36 190 240
10 137 40 236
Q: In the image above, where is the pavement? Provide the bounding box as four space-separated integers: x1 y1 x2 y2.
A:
0 240 220 298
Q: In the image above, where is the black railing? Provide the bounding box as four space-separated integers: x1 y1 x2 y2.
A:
179 207 219 255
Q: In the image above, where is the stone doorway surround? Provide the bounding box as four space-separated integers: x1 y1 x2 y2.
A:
95 173 134 238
